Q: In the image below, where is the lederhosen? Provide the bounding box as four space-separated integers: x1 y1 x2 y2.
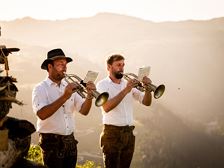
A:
100 124 135 168
39 132 78 168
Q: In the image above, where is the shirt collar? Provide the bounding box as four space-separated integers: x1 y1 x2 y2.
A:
45 77 67 87
106 76 125 85
45 77 55 87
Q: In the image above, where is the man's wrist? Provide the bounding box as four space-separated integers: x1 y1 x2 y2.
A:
86 95 94 100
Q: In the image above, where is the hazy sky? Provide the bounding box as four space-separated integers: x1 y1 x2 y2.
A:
0 0 224 21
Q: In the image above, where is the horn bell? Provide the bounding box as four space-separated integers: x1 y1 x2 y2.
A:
154 84 165 99
95 92 109 107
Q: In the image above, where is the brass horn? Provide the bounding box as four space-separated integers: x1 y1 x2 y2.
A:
64 73 109 107
122 73 165 99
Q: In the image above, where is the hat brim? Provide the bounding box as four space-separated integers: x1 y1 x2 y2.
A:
41 56 73 70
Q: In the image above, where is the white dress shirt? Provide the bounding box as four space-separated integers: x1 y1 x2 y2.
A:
96 76 144 126
32 77 84 135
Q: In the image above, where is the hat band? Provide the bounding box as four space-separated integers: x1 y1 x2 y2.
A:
49 55 67 60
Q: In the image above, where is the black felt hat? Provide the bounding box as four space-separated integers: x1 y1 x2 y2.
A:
41 48 73 70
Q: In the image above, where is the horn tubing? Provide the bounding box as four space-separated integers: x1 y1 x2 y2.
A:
64 73 109 106
122 72 165 99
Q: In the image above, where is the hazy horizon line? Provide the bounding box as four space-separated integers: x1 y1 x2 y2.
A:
0 12 224 23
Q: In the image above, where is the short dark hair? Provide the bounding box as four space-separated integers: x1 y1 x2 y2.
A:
107 54 124 65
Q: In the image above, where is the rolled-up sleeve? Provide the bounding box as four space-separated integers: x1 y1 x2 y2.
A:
73 93 85 112
132 88 144 104
32 85 48 114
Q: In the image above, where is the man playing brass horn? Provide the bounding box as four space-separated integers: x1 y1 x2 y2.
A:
32 48 96 168
96 54 152 168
